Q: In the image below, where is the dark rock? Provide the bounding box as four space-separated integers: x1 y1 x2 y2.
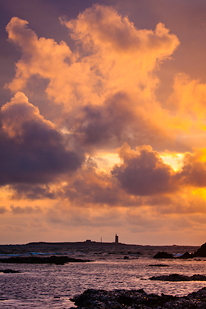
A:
70 289 176 308
123 256 129 259
153 251 174 259
0 255 90 265
150 273 206 281
191 274 206 281
71 287 206 308
116 295 135 306
194 242 206 257
0 268 20 273
179 251 194 259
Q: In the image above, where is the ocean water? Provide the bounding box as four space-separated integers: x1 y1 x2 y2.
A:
1 253 206 308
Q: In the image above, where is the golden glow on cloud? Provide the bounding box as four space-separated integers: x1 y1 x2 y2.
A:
160 153 184 171
92 152 121 170
192 188 206 200
6 7 179 115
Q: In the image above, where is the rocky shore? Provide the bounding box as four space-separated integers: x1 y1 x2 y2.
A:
70 287 206 308
0 255 90 265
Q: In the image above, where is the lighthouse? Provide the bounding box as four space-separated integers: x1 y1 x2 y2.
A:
115 234 119 243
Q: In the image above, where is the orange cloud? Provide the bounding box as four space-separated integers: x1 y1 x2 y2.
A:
1 92 53 138
167 74 206 148
169 74 206 119
5 6 180 151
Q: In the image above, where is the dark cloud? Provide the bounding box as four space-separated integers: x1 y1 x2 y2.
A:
76 92 135 146
68 92 167 151
0 93 84 186
10 156 144 206
177 152 206 187
0 206 7 214
59 158 146 207
10 205 41 214
112 144 178 196
64 172 121 206
10 183 57 200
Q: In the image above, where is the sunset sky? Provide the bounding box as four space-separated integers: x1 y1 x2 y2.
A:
1 0 206 245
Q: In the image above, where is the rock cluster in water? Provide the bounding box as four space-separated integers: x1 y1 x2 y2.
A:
150 274 206 281
153 252 174 259
70 287 206 308
0 255 90 265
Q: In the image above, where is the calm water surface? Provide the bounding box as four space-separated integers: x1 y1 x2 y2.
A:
1 256 206 308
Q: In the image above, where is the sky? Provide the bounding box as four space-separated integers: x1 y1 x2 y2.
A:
1 0 206 245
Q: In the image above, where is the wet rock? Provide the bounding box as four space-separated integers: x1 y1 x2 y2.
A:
191 274 206 281
150 274 206 281
70 287 206 308
0 268 20 273
153 251 174 259
0 255 90 265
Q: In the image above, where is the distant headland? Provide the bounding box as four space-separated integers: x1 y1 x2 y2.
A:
0 239 200 258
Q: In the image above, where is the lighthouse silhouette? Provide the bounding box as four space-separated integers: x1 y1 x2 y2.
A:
115 234 118 243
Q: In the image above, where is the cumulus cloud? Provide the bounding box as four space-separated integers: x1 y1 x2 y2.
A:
169 74 206 119
8 143 206 212
4 6 206 219
0 92 84 185
6 6 179 106
9 156 146 208
64 5 179 62
112 143 178 196
5 6 182 152
6 17 72 95
178 148 206 187
63 163 125 207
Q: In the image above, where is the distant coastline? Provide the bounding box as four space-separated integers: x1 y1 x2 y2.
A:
0 241 199 258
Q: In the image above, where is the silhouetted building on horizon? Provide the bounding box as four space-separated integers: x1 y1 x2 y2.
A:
115 234 118 243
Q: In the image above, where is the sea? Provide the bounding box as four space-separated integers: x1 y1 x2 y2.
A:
0 243 206 308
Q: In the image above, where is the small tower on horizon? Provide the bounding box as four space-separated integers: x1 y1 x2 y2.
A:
115 234 119 243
